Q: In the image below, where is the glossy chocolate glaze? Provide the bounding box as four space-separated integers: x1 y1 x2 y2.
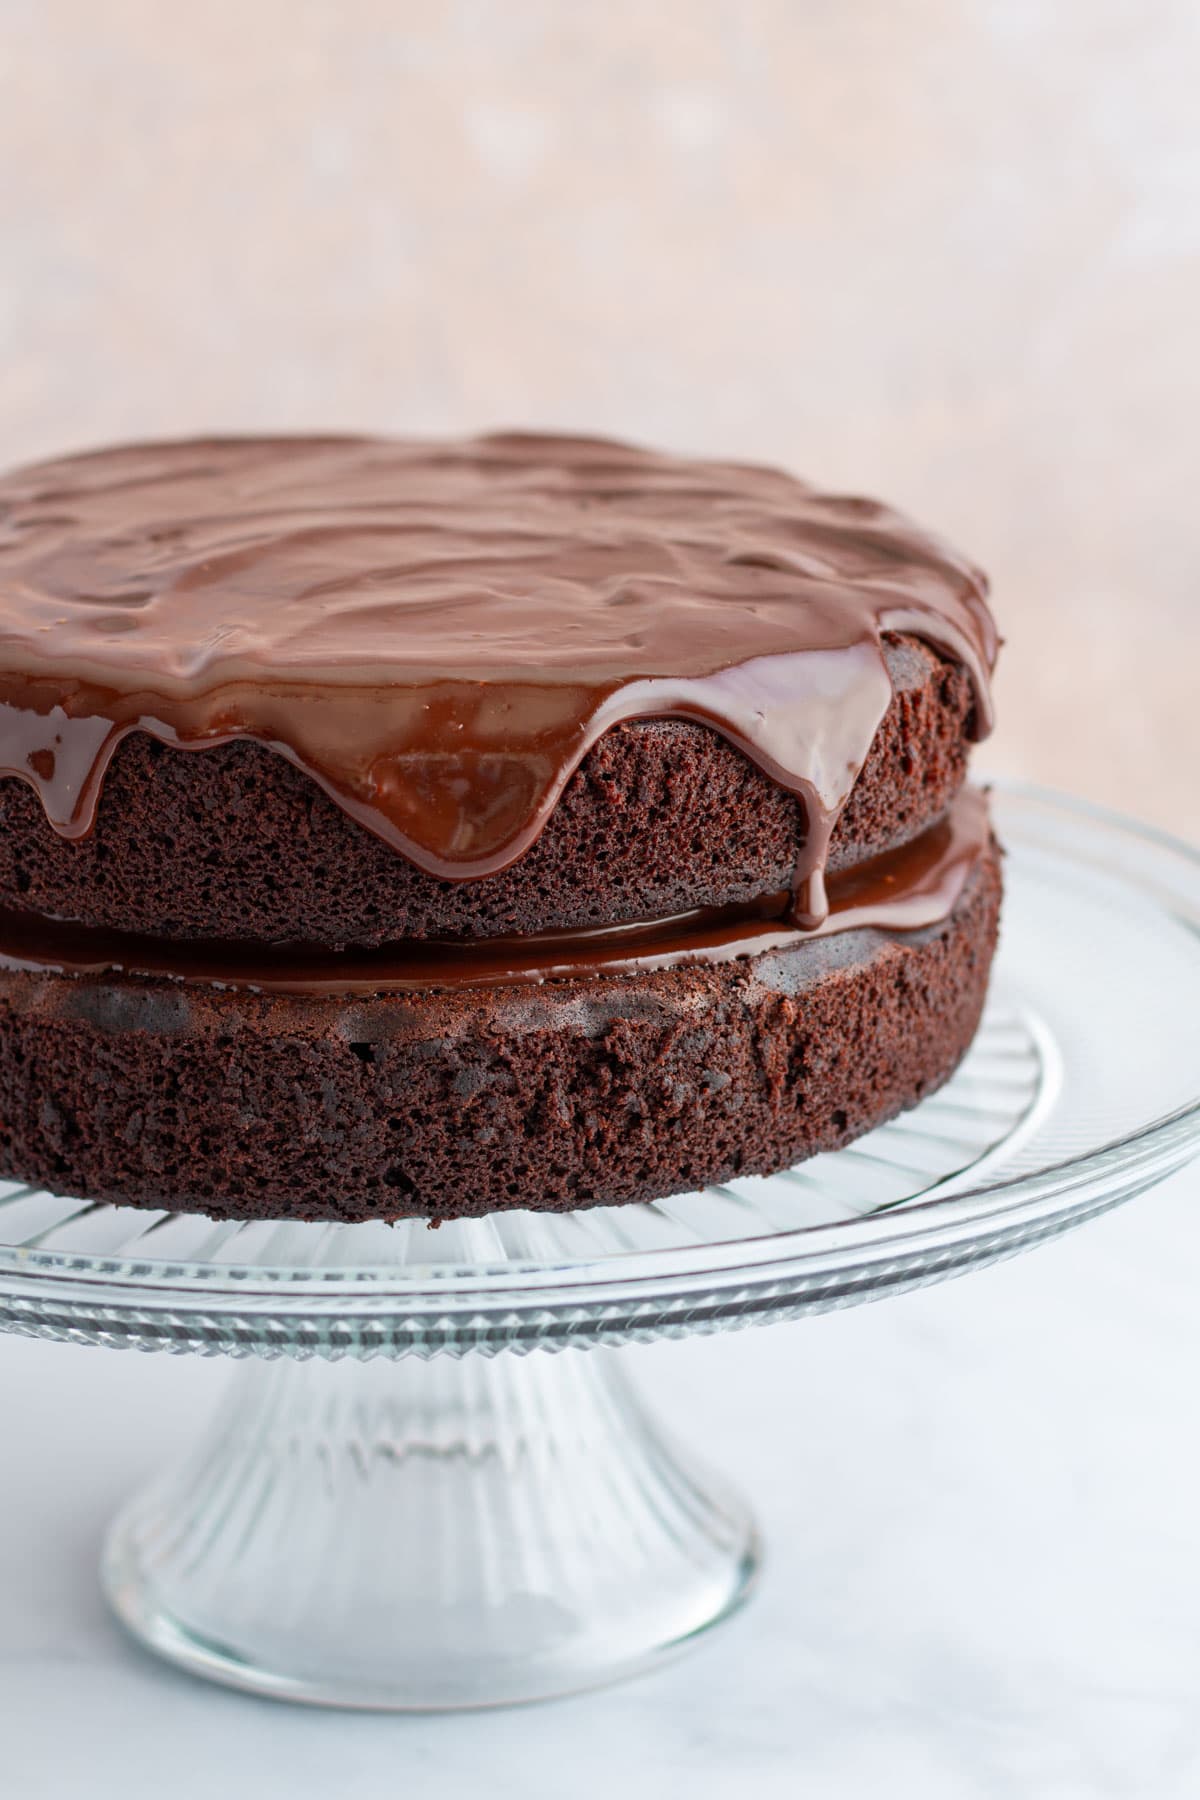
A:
0 787 990 996
0 434 996 929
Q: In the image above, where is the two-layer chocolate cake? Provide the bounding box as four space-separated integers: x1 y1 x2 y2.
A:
0 433 1000 1221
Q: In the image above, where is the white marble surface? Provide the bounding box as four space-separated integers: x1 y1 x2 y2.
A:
2 1164 1200 1799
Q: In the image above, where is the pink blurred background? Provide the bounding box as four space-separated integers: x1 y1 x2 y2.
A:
1 1 1196 830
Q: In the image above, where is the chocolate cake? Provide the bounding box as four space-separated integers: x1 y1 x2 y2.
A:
0 433 1001 1222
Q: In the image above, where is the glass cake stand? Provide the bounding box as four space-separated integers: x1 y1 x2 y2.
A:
0 786 1197 1710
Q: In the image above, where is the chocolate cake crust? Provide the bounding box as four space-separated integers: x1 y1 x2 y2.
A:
0 840 1001 1222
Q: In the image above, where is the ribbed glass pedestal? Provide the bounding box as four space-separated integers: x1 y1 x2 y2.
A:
102 1349 759 1708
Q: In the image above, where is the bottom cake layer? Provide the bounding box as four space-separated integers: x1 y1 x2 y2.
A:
0 840 1002 1223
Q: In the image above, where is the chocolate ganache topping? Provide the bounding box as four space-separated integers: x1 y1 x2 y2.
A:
0 433 997 929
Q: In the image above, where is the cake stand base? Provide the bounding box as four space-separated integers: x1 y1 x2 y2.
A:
102 1347 759 1709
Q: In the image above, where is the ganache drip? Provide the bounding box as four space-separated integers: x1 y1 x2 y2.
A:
0 433 997 928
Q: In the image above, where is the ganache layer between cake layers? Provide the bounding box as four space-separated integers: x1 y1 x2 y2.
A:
0 785 991 994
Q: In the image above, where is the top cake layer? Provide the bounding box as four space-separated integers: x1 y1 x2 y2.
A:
0 433 996 939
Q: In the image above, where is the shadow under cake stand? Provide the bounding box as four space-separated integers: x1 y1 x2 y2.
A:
0 786 1197 1710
